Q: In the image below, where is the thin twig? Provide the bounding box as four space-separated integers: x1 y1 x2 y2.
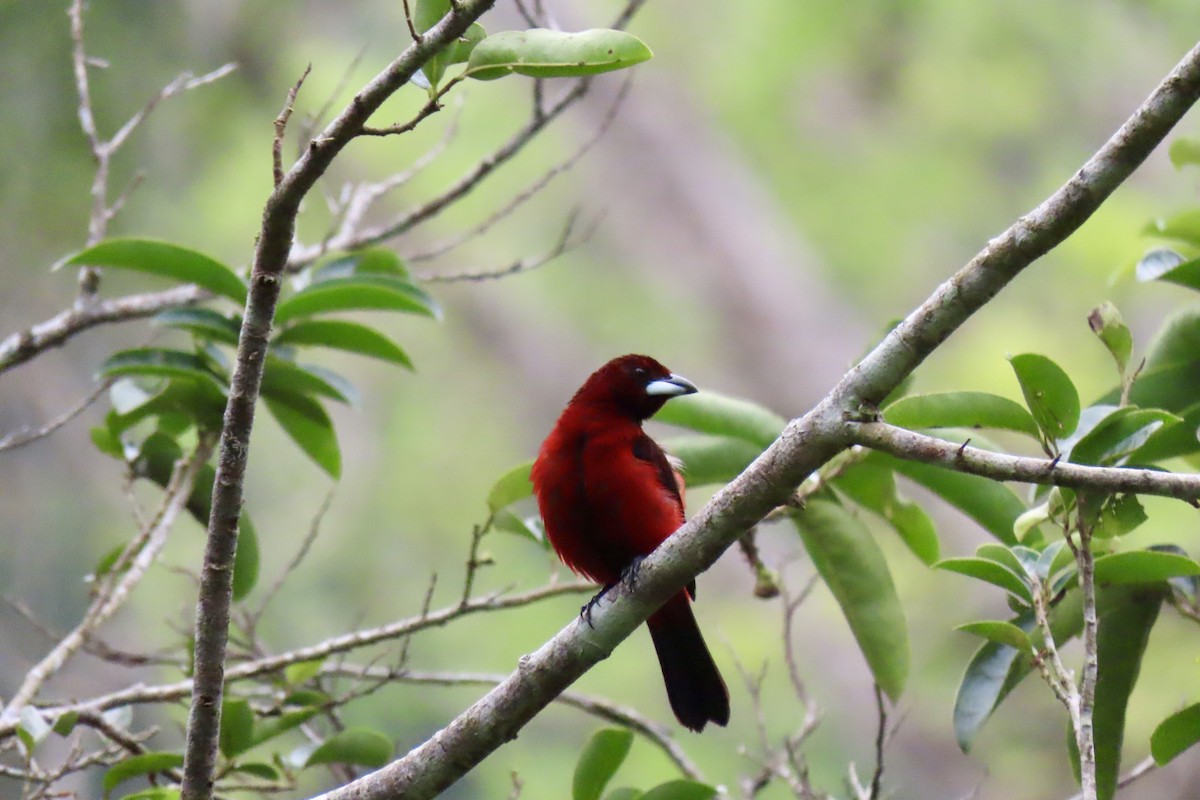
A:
274 65 312 188
0 378 112 452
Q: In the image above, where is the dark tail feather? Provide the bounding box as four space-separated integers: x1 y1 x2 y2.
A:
647 593 730 732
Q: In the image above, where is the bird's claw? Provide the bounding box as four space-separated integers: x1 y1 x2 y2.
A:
580 582 615 629
620 555 646 590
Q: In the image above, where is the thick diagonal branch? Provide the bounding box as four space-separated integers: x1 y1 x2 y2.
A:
311 39 1200 800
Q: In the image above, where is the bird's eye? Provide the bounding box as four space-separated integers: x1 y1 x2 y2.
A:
632 366 647 378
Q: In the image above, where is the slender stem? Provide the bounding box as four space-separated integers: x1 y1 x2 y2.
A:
1072 519 1099 800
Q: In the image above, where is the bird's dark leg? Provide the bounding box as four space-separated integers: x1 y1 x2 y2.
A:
580 582 616 629
619 555 646 590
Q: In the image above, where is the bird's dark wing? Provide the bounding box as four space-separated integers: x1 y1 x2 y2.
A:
632 432 696 599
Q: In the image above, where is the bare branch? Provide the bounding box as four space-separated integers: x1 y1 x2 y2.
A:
274 65 313 188
849 422 1200 503
0 438 212 724
0 284 208 375
0 378 112 452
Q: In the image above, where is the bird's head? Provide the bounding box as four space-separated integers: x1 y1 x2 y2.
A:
571 354 698 421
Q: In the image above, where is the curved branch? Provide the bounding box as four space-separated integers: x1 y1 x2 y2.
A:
849 422 1200 502
311 39 1200 800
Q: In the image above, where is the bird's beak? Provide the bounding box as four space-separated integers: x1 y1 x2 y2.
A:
645 373 698 397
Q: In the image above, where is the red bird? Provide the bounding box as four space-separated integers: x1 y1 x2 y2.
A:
531 354 730 732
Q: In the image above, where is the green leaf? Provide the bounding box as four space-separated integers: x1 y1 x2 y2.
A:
466 29 653 81
99 348 226 387
1135 248 1188 282
303 728 392 768
834 456 940 564
792 500 909 701
447 22 487 64
220 697 255 758
1009 353 1081 442
954 592 1083 752
275 275 440 323
604 790 643 800
262 356 353 405
228 761 281 780
1145 209 1200 248
251 707 320 747
572 728 634 800
493 509 547 547
1088 302 1133 376
1091 495 1148 539
882 392 1039 437
273 320 413 369
311 248 409 282
653 391 785 449
52 710 79 736
660 435 764 488
119 789 181 800
1093 550 1200 584
1065 406 1178 467
639 781 718 800
17 706 51 752
1143 306 1200 373
1169 137 1200 169
488 461 535 512
102 751 185 794
935 558 1032 604
154 308 242 346
1070 584 1165 800
285 658 325 685
1151 703 1200 765
265 394 341 478
883 456 1024 544
955 621 1033 652
62 238 247 304
232 517 260 600
106 377 227 435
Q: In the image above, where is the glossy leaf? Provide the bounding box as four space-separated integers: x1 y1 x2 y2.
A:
102 751 185 793
955 621 1033 651
935 557 1032 604
884 456 1023 544
273 320 413 369
493 509 547 546
487 461 534 512
62 238 247 304
604 790 643 800
251 707 320 748
1065 406 1178 467
573 728 634 800
17 707 50 752
1092 550 1200 584
1091 495 1148 540
285 658 325 685
265 394 341 478
52 710 79 736
653 391 785 448
229 761 281 780
311 248 409 283
834 456 939 564
954 591 1083 752
466 28 652 81
120 789 181 800
304 728 392 768
883 392 1039 437
220 697 255 758
660 435 763 488
106 377 227 436
154 307 242 346
792 500 909 701
1135 248 1187 282
1087 302 1133 376
262 356 352 405
99 348 226 387
275 275 440 323
1151 703 1200 765
639 781 718 800
1009 353 1080 442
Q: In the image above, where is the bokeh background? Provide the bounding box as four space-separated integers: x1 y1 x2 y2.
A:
4 1 1200 798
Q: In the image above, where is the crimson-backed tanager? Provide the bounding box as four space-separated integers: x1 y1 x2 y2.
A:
531 354 730 731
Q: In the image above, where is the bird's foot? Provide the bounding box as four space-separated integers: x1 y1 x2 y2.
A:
620 555 646 590
580 583 616 629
